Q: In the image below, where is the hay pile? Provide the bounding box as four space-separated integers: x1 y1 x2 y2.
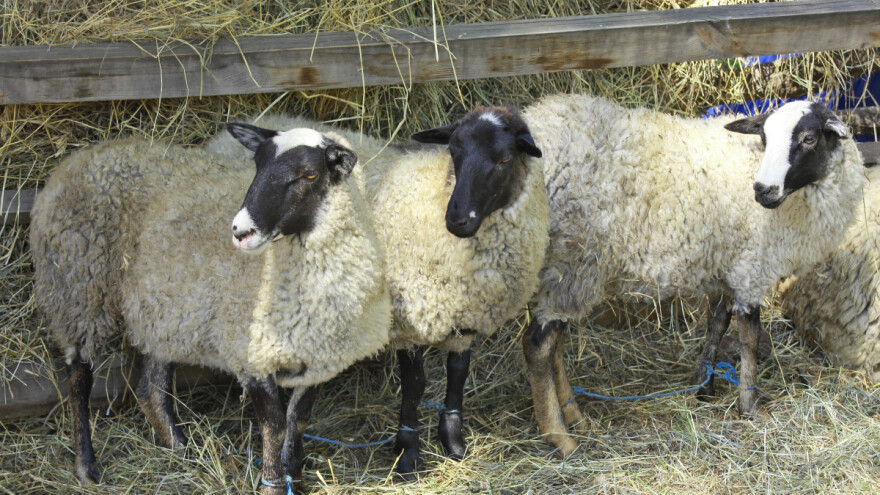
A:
2 0 880 493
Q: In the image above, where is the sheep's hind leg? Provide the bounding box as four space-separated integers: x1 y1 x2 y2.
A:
551 323 586 434
690 294 732 399
69 354 100 484
394 347 426 478
736 306 761 416
438 348 469 461
282 386 317 494
523 318 577 457
245 377 288 495
135 356 187 450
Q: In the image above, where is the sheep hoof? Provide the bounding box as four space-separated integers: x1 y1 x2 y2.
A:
550 434 579 458
438 412 467 461
393 449 425 481
74 457 100 485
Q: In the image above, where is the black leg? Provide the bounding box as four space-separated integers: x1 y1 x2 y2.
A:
736 305 761 416
135 356 187 449
69 357 100 484
438 348 470 461
245 378 288 495
282 386 317 493
394 347 425 478
691 294 733 399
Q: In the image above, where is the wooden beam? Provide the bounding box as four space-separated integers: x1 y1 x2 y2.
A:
1 0 879 105
0 358 232 420
1 188 35 226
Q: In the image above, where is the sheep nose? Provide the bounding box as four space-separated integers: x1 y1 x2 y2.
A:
753 182 778 197
447 215 469 227
232 224 254 241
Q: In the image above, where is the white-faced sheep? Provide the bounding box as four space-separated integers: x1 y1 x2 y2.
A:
30 128 391 494
416 95 867 456
206 110 550 474
781 165 880 381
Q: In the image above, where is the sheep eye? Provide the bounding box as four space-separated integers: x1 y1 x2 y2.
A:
803 134 817 145
498 156 511 165
304 172 318 180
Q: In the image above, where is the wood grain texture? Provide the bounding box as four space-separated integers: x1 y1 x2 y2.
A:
2 0 879 104
0 358 232 420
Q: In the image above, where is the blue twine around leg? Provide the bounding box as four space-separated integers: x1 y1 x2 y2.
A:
260 474 295 495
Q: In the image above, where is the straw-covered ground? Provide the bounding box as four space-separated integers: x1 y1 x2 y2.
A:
2 0 880 493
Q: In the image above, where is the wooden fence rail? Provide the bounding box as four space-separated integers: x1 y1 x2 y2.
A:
1 0 879 105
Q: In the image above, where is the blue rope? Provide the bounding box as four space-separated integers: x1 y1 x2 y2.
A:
260 475 295 495
302 433 396 448
421 399 460 415
569 361 756 402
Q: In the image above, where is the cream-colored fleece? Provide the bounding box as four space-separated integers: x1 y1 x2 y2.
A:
31 138 390 387
782 166 880 381
525 94 866 323
206 116 550 352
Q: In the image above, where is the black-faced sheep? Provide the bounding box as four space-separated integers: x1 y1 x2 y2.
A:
206 111 550 475
417 95 866 456
30 128 390 494
781 165 880 381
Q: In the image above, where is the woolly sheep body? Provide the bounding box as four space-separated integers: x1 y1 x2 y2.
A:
527 94 866 321
783 166 880 381
362 145 549 350
31 138 391 388
207 116 550 351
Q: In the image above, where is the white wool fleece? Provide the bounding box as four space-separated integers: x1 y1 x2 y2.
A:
207 114 550 352
525 94 866 323
783 166 880 382
31 138 390 387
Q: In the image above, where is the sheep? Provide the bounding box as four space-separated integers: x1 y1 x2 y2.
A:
416 95 867 457
781 165 880 381
30 127 391 494
205 110 550 475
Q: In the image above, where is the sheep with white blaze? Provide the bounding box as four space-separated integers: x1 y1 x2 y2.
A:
781 165 880 381
30 127 391 494
206 110 550 474
419 95 866 456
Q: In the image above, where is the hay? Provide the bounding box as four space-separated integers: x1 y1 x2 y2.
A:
2 0 880 493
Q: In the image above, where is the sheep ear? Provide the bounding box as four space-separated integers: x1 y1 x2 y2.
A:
724 113 770 135
411 123 459 144
516 133 542 158
325 144 357 181
226 123 278 152
824 116 851 138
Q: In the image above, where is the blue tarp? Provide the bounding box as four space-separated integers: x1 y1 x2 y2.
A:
703 55 879 141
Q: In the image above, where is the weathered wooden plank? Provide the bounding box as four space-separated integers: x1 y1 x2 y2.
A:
1 188 35 226
5 137 878 224
860 141 880 165
2 0 879 105
0 358 232 420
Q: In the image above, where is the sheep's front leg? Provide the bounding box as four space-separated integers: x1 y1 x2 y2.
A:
135 356 187 449
551 323 586 434
244 378 288 495
282 386 317 493
438 349 469 460
736 305 761 416
394 347 425 478
68 355 100 484
691 294 732 399
523 318 577 457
